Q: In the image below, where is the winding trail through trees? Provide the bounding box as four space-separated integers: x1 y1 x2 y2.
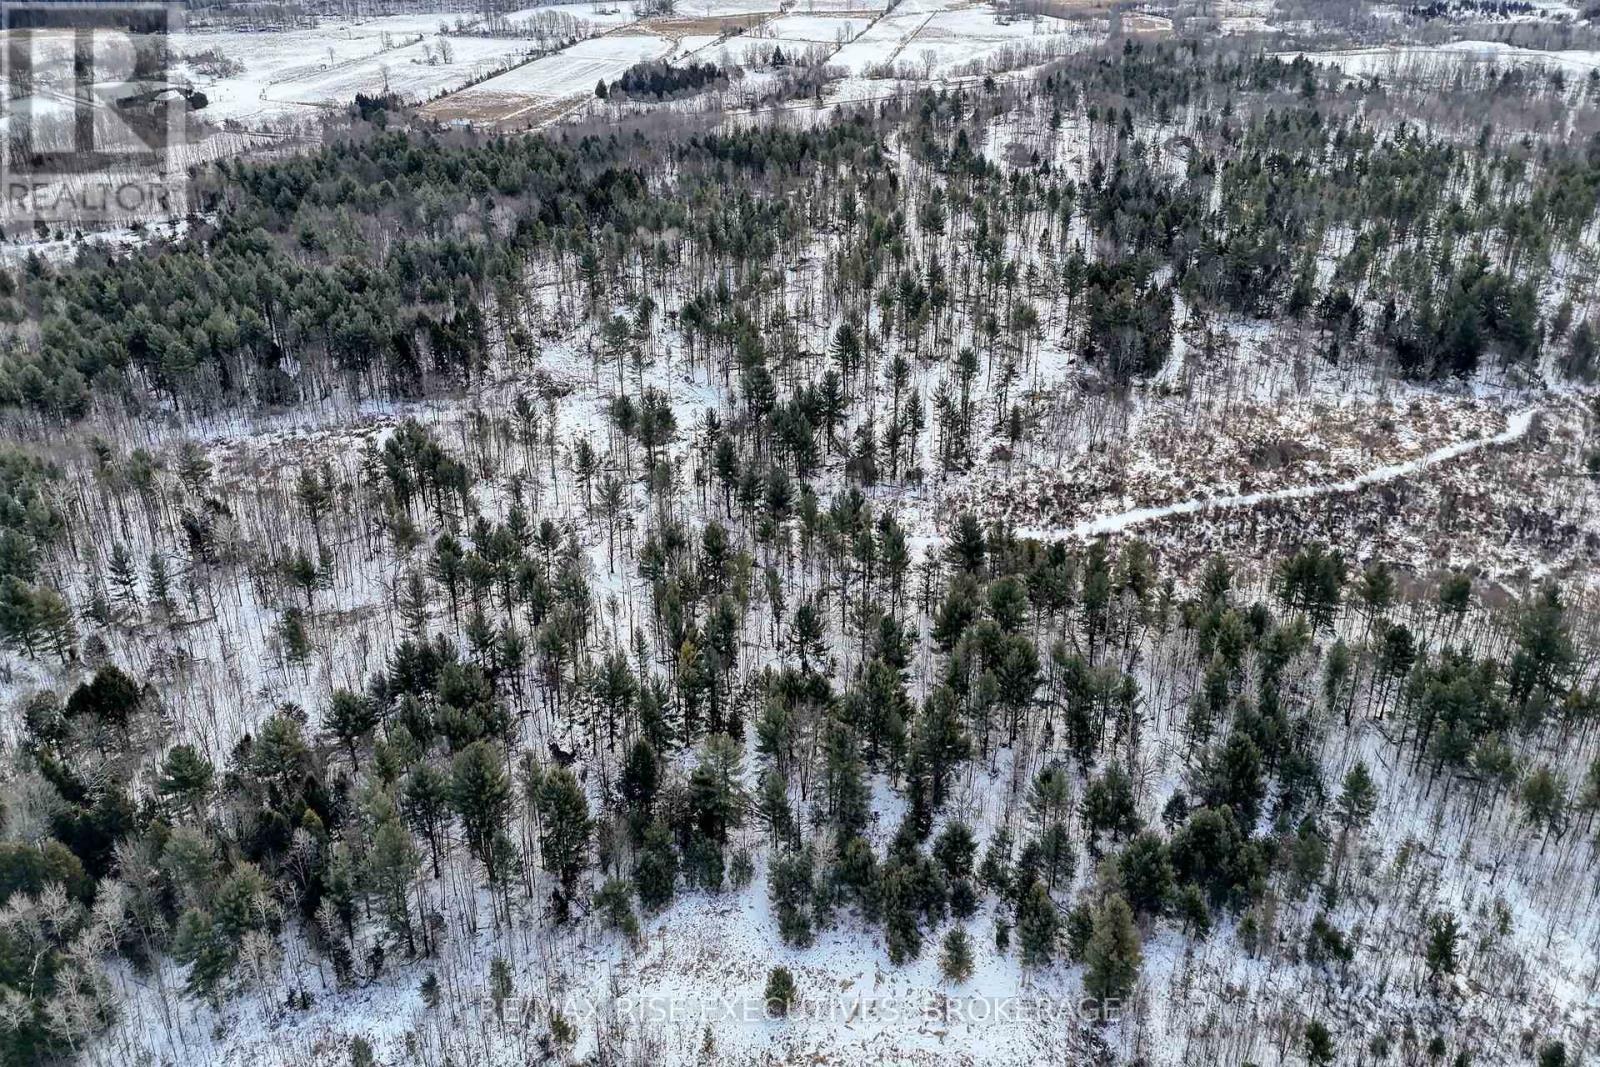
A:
1020 406 1539 541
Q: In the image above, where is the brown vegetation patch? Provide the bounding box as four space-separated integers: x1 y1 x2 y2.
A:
1023 0 1118 16
421 90 582 129
642 12 773 39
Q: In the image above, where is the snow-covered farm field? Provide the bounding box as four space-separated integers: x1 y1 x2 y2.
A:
421 32 674 124
478 32 676 94
0 11 618 132
815 2 1084 79
8 0 1600 144
200 33 540 121
129 5 657 129
755 12 874 40
1283 39 1600 82
892 7 1091 76
1 0 1109 142
827 11 937 72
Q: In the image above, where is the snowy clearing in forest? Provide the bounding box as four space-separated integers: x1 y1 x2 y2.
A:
1020 407 1541 540
1284 40 1600 81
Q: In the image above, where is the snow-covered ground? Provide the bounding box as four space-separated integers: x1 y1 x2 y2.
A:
1018 406 1541 541
0 6 643 134
5 4 1600 1064
1282 39 1600 82
7 0 1598 147
54 321 1595 1061
11 192 1598 1067
421 31 674 123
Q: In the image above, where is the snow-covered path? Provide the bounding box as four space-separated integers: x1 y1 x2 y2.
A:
1020 406 1539 541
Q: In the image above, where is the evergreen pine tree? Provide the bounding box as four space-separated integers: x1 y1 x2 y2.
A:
450 741 512 883
157 743 215 822
1425 910 1460 985
401 764 451 879
1084 894 1142 1004
940 926 974 984
1015 878 1059 967
538 766 592 905
324 689 379 770
764 965 796 1016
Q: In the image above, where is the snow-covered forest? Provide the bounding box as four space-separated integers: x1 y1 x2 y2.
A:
0 16 1598 1067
